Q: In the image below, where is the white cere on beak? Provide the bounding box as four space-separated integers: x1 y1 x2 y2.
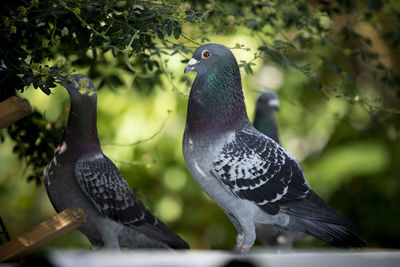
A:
188 58 199 66
184 58 200 74
268 98 280 108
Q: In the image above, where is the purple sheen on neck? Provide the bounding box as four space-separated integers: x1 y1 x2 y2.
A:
58 86 101 160
186 95 247 136
55 138 101 162
185 59 249 136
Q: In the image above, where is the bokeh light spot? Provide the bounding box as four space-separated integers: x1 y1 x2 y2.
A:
155 196 182 223
163 167 187 191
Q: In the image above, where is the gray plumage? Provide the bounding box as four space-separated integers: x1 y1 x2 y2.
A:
253 91 304 249
44 74 189 250
182 43 366 253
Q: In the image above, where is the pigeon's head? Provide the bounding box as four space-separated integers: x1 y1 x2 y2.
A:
256 91 280 112
58 74 97 103
184 43 237 75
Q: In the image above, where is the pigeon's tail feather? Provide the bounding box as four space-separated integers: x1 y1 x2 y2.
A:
155 221 190 249
284 190 355 228
281 190 367 248
289 218 367 248
138 211 190 249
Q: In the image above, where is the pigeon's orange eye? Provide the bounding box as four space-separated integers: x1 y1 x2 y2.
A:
202 50 211 59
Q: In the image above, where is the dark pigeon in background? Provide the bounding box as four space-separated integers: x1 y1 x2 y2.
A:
253 91 280 144
182 43 366 253
44 74 189 250
253 91 304 249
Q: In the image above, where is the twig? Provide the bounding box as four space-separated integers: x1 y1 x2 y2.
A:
58 0 109 40
124 31 139 73
102 111 171 147
180 33 201 45
112 159 156 166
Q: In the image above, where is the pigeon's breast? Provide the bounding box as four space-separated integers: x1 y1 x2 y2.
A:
45 153 104 240
183 131 235 175
183 130 238 204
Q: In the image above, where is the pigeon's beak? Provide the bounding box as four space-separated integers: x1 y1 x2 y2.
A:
184 58 199 74
268 99 280 111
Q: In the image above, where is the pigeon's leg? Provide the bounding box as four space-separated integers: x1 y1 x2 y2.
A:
87 237 104 250
232 234 245 254
101 232 120 249
227 213 245 253
98 220 121 250
234 216 256 254
227 213 256 254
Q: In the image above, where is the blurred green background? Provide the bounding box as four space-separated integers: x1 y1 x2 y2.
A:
1 0 400 250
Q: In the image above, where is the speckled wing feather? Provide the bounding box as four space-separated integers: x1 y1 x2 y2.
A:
75 154 152 226
75 153 189 248
212 127 310 215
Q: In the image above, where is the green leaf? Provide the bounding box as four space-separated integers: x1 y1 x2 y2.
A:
40 86 51 95
166 22 173 36
156 29 164 40
173 25 181 39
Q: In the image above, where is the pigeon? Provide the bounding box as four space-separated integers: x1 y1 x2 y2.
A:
253 91 304 248
253 91 280 144
182 43 366 253
44 74 189 249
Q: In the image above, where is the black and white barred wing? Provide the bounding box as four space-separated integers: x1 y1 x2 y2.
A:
212 129 310 215
75 153 155 226
75 153 190 248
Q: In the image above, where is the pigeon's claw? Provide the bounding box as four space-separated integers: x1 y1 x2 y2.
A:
232 244 250 254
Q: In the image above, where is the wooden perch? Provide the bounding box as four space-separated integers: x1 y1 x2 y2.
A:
0 96 33 129
0 216 11 243
0 208 86 262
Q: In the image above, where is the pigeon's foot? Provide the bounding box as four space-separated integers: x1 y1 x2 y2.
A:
232 244 250 254
90 245 103 251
